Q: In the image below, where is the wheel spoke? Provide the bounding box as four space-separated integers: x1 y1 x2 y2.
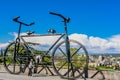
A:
58 47 66 57
19 47 24 53
6 63 11 67
63 67 72 76
77 69 85 78
58 61 67 71
71 46 82 58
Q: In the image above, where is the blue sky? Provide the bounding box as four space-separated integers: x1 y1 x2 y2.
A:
0 0 120 53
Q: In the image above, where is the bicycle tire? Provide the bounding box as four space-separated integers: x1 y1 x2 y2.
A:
4 42 28 74
52 40 89 79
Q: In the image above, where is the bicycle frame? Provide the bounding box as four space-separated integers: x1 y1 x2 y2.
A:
14 12 71 63
49 12 71 63
12 12 72 73
13 33 65 73
20 33 65 55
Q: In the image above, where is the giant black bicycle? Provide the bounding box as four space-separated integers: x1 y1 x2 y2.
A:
4 12 89 79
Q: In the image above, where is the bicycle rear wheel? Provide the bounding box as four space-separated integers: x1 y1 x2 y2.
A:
52 40 88 79
3 42 28 74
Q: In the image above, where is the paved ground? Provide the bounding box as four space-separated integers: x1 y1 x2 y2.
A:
0 71 62 80
0 71 95 80
1 64 120 80
0 64 95 80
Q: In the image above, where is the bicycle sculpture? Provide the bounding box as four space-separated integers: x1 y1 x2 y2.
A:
3 12 105 80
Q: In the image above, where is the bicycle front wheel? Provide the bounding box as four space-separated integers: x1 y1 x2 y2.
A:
4 42 28 74
52 40 88 79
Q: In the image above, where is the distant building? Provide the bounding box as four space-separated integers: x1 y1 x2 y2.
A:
97 55 105 66
88 54 120 68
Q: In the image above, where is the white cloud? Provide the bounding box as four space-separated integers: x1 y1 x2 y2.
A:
0 32 120 53
69 33 120 53
0 43 9 49
69 33 89 45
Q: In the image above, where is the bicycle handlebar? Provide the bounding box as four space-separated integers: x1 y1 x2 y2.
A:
13 16 35 26
49 12 70 23
50 12 66 20
13 16 20 21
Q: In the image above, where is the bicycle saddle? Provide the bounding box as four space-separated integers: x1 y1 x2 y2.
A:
26 30 35 35
48 29 56 34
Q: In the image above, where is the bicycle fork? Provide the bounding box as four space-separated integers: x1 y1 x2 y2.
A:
66 37 75 78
